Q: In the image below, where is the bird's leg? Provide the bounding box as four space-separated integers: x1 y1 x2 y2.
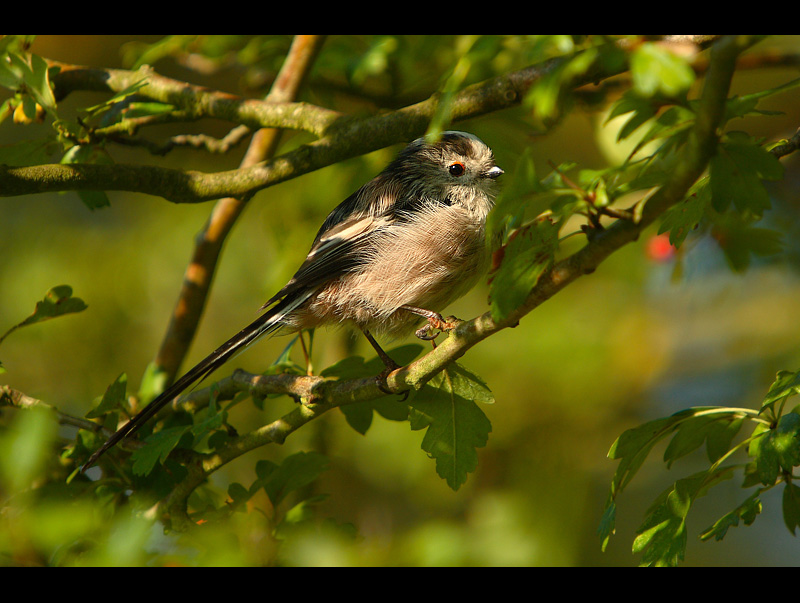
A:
361 328 400 371
360 328 404 397
400 305 459 340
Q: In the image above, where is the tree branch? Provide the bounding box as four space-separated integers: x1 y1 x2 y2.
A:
0 45 623 204
49 60 343 137
154 34 327 387
154 35 757 529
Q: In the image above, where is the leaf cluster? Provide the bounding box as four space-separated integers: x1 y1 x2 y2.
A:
599 368 800 566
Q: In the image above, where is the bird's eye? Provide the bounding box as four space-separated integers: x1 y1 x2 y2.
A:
448 162 466 177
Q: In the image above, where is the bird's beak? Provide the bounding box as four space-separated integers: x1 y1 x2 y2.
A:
485 166 504 179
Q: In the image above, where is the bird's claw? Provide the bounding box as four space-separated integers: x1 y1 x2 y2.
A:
414 314 460 341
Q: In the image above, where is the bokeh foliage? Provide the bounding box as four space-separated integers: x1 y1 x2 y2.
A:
2 35 800 566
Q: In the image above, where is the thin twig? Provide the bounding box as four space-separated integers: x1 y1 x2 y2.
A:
154 35 327 386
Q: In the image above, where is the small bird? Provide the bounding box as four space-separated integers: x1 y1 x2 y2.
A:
83 131 503 470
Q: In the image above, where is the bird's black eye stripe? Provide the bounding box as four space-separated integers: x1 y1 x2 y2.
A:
448 162 465 177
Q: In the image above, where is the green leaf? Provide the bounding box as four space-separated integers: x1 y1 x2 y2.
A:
725 76 800 121
748 414 800 486
227 481 250 506
255 451 330 507
87 373 128 418
749 422 780 486
783 482 800 535
663 414 719 468
138 362 170 406
27 53 56 112
190 385 226 440
61 144 113 209
633 467 734 566
700 491 762 541
489 216 559 323
711 211 784 272
606 91 658 142
628 104 696 160
630 43 695 98
761 369 800 415
598 499 616 552
0 285 87 347
407 364 493 490
607 411 689 497
83 79 149 117
322 344 421 434
771 413 800 471
705 416 744 464
486 147 543 237
524 47 598 123
658 178 710 247
0 139 55 166
710 132 784 216
130 425 191 476
0 52 24 89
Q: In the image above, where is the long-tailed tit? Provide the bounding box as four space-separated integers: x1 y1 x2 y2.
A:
83 131 503 470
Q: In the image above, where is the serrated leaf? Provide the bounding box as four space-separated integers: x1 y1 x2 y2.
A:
705 416 744 464
633 467 734 566
700 491 762 541
745 412 800 486
628 104 696 160
489 216 558 323
83 79 148 117
749 422 780 486
0 285 87 347
130 425 190 476
658 178 710 247
630 43 695 98
663 415 719 468
87 373 128 418
783 482 800 535
725 76 800 121
486 147 542 237
322 345 421 435
710 134 783 216
771 412 800 471
606 91 658 142
257 451 330 506
598 499 616 552
27 53 55 112
407 364 492 490
761 369 800 415
0 139 54 166
190 385 226 439
61 144 114 209
524 47 598 123
227 481 250 505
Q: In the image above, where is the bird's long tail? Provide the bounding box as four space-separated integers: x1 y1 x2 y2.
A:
82 292 312 471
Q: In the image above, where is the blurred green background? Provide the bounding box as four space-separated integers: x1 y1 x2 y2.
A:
2 35 800 566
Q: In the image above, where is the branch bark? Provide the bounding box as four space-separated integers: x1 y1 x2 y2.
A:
155 36 758 529
0 47 616 204
154 35 326 386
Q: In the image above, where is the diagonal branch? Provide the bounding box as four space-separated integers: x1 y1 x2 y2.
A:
0 48 620 204
49 59 343 136
154 35 327 387
154 35 756 529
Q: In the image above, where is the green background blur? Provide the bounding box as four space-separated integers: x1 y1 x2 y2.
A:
2 35 800 566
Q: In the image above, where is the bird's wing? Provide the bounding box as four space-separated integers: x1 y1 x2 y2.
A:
261 211 393 309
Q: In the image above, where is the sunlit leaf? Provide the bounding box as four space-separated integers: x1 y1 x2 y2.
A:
0 285 87 347
489 216 559 323
87 373 128 418
700 491 762 541
408 364 493 490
